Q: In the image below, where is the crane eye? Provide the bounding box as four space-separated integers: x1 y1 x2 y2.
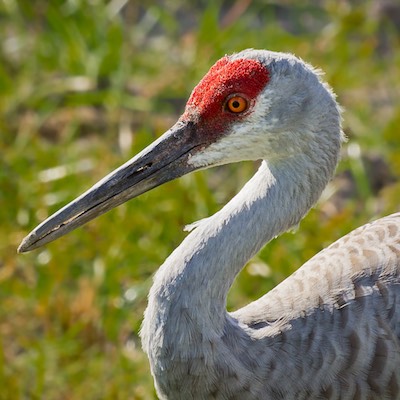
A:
226 95 248 113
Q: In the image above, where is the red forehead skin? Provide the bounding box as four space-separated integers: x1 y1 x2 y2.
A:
181 57 270 135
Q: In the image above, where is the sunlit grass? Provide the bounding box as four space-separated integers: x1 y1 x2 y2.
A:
1 1 400 398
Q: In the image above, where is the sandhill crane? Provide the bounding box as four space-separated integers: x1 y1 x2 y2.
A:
19 49 400 399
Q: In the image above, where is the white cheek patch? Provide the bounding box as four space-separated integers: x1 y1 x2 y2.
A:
187 91 275 168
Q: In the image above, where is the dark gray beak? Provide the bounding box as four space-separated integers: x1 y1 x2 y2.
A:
18 120 204 253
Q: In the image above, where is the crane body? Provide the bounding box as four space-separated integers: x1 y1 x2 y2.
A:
18 50 400 399
142 161 400 399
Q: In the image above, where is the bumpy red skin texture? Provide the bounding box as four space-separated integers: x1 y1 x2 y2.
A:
181 57 270 141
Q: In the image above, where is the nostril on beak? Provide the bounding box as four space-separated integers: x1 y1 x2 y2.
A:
136 163 153 173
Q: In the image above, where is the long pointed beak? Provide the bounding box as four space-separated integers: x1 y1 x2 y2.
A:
18 120 203 253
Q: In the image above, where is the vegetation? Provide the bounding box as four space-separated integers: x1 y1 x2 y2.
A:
1 1 399 398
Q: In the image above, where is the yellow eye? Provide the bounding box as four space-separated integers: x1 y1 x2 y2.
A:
226 96 248 113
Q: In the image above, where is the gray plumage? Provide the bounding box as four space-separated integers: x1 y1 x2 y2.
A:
18 50 400 399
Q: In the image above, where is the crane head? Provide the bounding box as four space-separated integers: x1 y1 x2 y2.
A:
18 49 341 252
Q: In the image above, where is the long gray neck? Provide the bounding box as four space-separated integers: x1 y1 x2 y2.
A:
141 147 337 362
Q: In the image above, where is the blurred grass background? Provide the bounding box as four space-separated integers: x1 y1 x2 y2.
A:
1 0 400 398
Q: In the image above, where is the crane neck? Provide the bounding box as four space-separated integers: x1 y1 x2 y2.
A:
141 149 337 361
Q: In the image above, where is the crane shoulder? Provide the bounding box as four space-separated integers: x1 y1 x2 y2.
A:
233 212 400 331
225 213 400 398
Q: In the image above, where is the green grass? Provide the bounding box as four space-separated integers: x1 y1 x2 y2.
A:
1 1 400 398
